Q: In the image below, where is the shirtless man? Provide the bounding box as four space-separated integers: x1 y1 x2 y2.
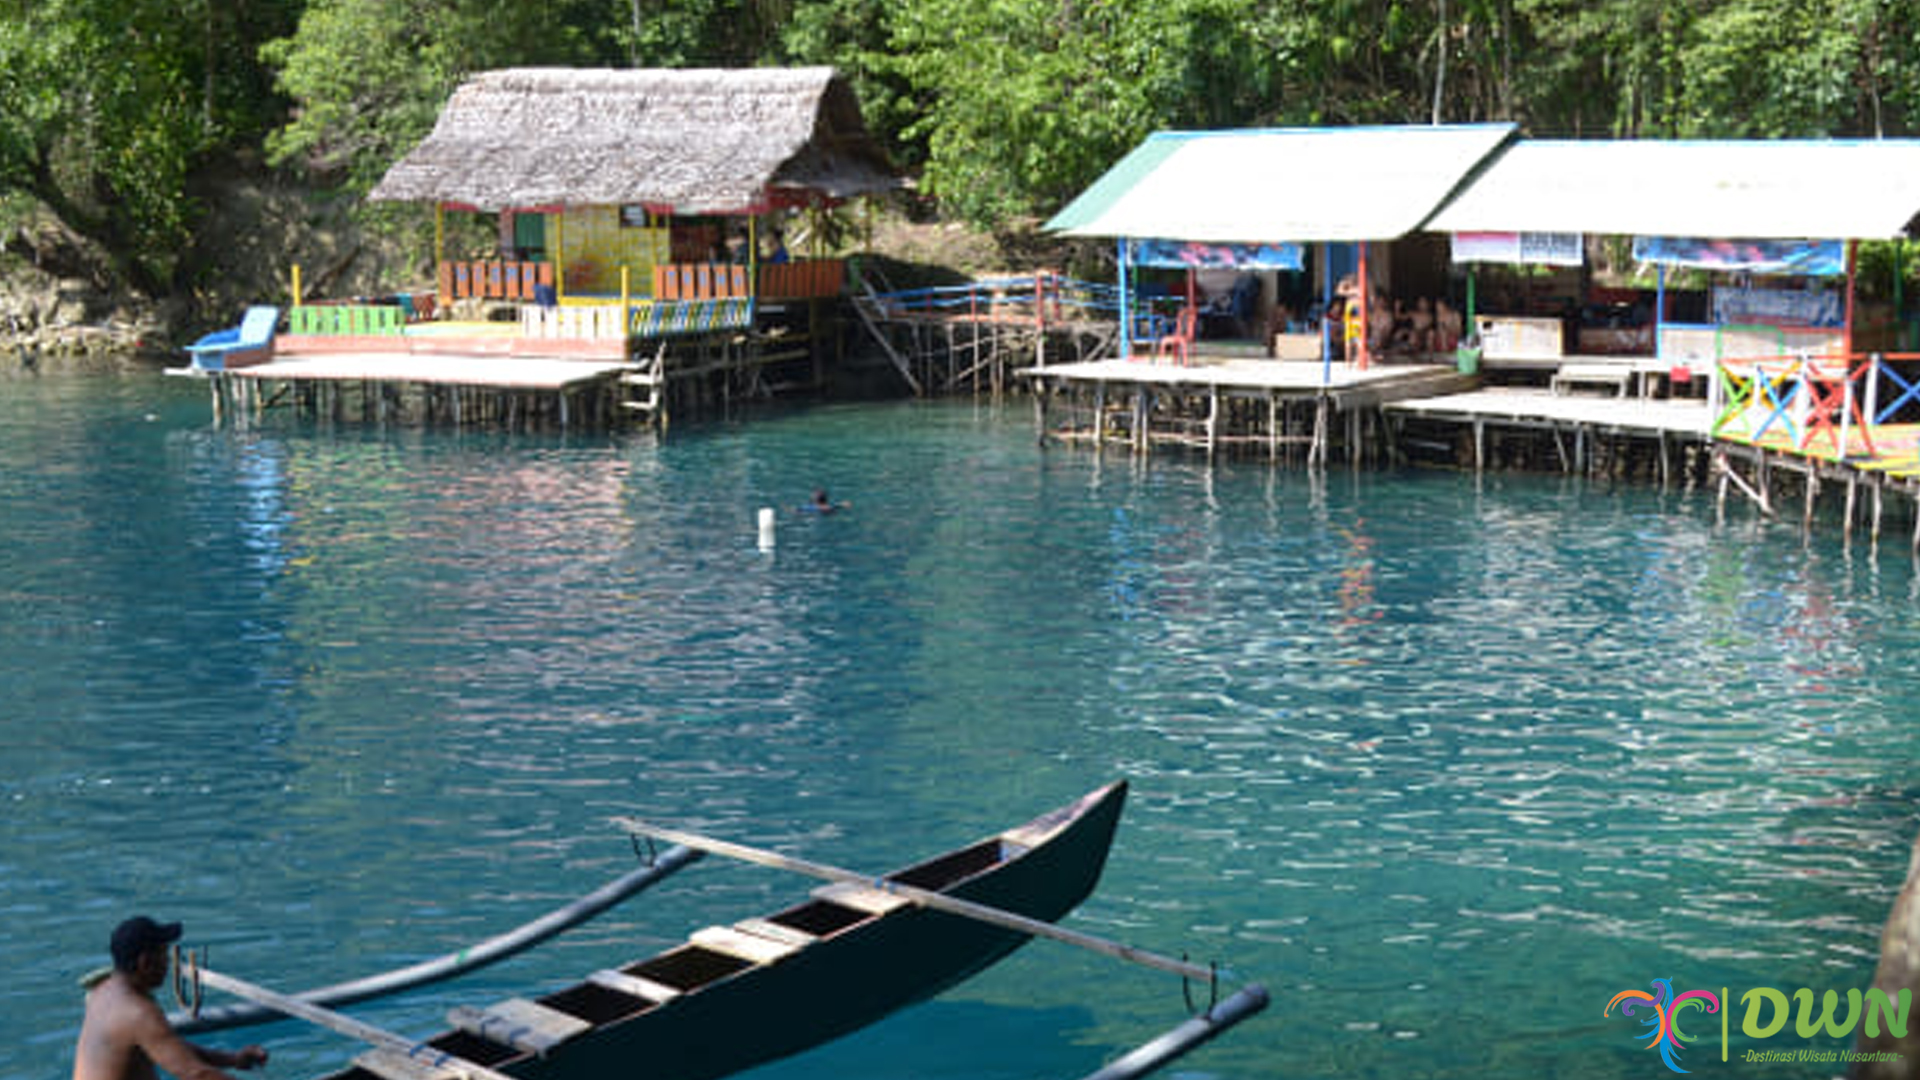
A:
73 917 267 1080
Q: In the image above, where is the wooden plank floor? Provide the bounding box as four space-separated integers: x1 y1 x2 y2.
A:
1030 355 1450 392
1385 387 1715 438
229 352 637 391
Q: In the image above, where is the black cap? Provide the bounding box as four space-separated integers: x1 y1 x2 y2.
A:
110 916 182 971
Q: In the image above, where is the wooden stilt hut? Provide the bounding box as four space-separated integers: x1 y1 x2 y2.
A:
201 68 899 430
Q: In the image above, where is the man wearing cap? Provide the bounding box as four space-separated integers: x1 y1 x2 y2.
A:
73 916 268 1080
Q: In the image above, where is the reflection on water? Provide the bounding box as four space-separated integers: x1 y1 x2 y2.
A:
4 375 1920 1079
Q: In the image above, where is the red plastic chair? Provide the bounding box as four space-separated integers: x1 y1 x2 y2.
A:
1155 307 1197 365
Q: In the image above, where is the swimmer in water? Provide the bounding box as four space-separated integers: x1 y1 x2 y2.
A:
798 488 848 514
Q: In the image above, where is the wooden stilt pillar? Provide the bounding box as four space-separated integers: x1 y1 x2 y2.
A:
1715 450 1729 521
1206 386 1219 461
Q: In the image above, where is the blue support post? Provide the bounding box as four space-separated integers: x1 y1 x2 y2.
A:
1655 264 1667 360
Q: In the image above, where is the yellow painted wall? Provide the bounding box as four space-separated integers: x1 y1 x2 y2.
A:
554 207 670 297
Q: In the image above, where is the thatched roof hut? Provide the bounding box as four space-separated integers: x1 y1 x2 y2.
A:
370 67 897 215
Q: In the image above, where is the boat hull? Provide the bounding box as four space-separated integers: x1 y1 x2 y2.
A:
323 782 1127 1080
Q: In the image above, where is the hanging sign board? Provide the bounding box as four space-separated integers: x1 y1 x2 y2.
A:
1127 238 1303 270
1712 286 1844 328
1450 232 1583 266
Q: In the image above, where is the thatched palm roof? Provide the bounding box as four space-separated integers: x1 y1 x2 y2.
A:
370 67 897 214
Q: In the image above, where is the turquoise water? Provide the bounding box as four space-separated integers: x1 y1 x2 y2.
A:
6 371 1920 1080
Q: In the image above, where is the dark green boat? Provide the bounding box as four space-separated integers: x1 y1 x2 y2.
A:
318 781 1128 1080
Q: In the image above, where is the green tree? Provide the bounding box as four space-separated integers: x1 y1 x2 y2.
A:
0 0 298 292
260 0 618 196
887 0 1300 226
1682 0 1878 136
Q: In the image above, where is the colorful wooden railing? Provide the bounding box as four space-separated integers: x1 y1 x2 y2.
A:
1709 353 1920 461
758 259 845 300
648 259 846 302
286 304 405 336
520 298 756 341
629 298 756 338
439 260 554 303
653 263 751 301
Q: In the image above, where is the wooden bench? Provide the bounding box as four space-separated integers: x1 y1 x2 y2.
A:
1551 363 1632 397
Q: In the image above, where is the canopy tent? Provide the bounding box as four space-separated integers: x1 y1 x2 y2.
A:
370 67 897 215
1429 139 1920 361
1046 125 1517 242
1046 124 1517 367
1426 140 1920 241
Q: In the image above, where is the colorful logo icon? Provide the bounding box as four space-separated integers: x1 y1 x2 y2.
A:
1606 978 1723 1073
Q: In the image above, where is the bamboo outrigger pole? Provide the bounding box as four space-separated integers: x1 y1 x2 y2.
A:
173 844 703 1035
611 817 1217 984
182 957 520 1080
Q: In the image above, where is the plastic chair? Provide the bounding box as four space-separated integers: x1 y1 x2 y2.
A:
1155 307 1197 365
184 306 279 372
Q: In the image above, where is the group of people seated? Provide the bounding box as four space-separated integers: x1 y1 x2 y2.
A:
1329 275 1463 362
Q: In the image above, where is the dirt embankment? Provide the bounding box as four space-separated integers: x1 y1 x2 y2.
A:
1 161 421 373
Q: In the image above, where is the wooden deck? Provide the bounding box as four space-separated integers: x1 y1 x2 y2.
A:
1025 354 1477 465
1028 355 1469 400
1385 386 1714 439
228 351 639 391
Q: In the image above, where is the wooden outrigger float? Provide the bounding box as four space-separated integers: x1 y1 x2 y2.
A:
174 781 1267 1080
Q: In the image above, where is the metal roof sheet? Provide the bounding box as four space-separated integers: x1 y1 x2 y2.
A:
1427 139 1920 240
1046 124 1517 243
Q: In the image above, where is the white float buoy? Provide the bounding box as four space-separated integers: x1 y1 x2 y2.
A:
757 507 776 551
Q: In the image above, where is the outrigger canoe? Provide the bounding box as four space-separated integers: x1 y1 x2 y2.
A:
297 780 1129 1080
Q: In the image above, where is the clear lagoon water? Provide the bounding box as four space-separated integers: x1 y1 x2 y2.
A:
6 370 1920 1080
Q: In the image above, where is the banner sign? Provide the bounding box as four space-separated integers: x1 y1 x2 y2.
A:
1450 232 1584 266
1631 237 1846 276
1712 286 1844 328
1127 238 1303 271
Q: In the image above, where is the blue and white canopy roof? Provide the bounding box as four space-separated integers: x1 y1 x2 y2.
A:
1046 124 1518 243
1053 129 1920 247
1426 139 1920 241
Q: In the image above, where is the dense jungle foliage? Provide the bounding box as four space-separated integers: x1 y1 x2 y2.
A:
1 0 1918 297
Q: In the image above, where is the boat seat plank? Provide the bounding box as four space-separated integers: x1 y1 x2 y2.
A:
691 924 801 964
351 1048 468 1080
733 917 818 949
811 881 912 915
588 968 682 1003
446 997 591 1055
997 826 1046 852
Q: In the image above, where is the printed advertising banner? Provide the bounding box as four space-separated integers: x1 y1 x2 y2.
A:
1449 232 1584 266
1128 239 1304 270
1631 237 1846 276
